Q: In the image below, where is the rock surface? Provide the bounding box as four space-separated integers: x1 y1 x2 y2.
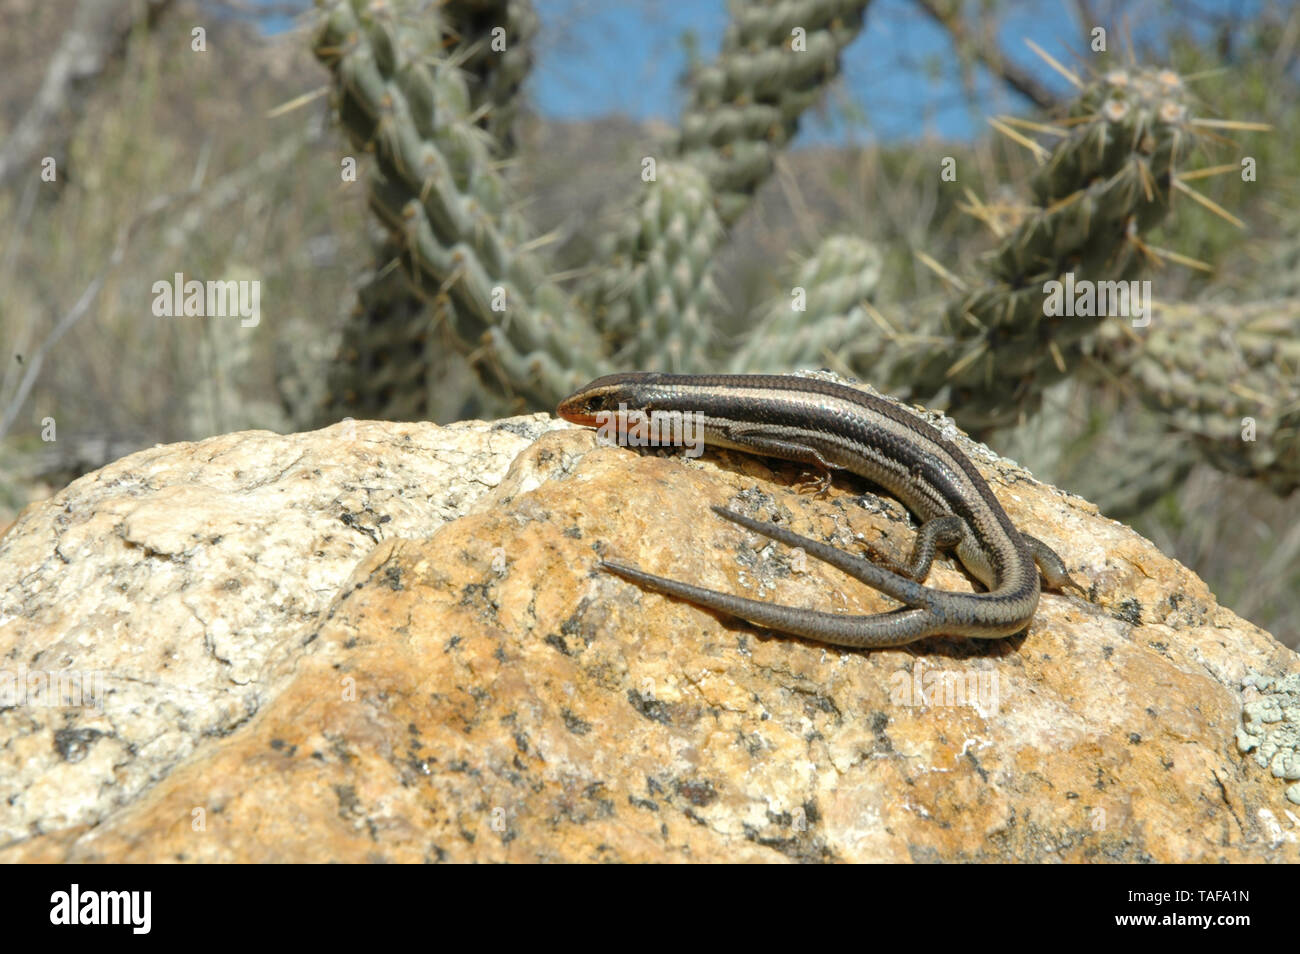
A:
2 394 1298 862
0 415 565 845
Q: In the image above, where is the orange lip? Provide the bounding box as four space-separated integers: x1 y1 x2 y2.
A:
556 392 619 430
555 400 596 428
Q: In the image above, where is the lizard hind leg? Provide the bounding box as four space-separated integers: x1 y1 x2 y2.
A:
1023 533 1088 597
593 508 969 650
708 506 935 609
863 514 966 582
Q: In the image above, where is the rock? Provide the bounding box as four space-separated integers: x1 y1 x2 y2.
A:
1 395 1297 862
0 415 565 845
1238 671 1300 804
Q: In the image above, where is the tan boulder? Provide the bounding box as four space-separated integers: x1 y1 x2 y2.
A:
2 398 1296 861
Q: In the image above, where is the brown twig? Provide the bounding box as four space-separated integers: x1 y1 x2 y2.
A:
912 0 1059 110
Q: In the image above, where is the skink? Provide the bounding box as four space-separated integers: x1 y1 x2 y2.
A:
557 372 1084 650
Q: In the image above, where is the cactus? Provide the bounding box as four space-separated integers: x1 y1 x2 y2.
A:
677 0 871 224
579 0 876 370
306 0 1291 508
312 0 876 413
323 236 433 421
579 162 726 373
313 0 602 410
728 235 882 373
1110 298 1300 494
441 0 539 153
320 2 539 423
887 65 1208 434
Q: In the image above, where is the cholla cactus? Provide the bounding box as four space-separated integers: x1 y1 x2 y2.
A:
677 0 870 224
891 65 1209 434
729 235 882 373
442 0 539 152
311 0 875 414
579 162 726 374
324 236 433 421
308 0 1288 505
313 0 603 409
1113 298 1300 494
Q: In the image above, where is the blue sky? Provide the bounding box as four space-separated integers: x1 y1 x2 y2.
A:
254 0 1264 143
